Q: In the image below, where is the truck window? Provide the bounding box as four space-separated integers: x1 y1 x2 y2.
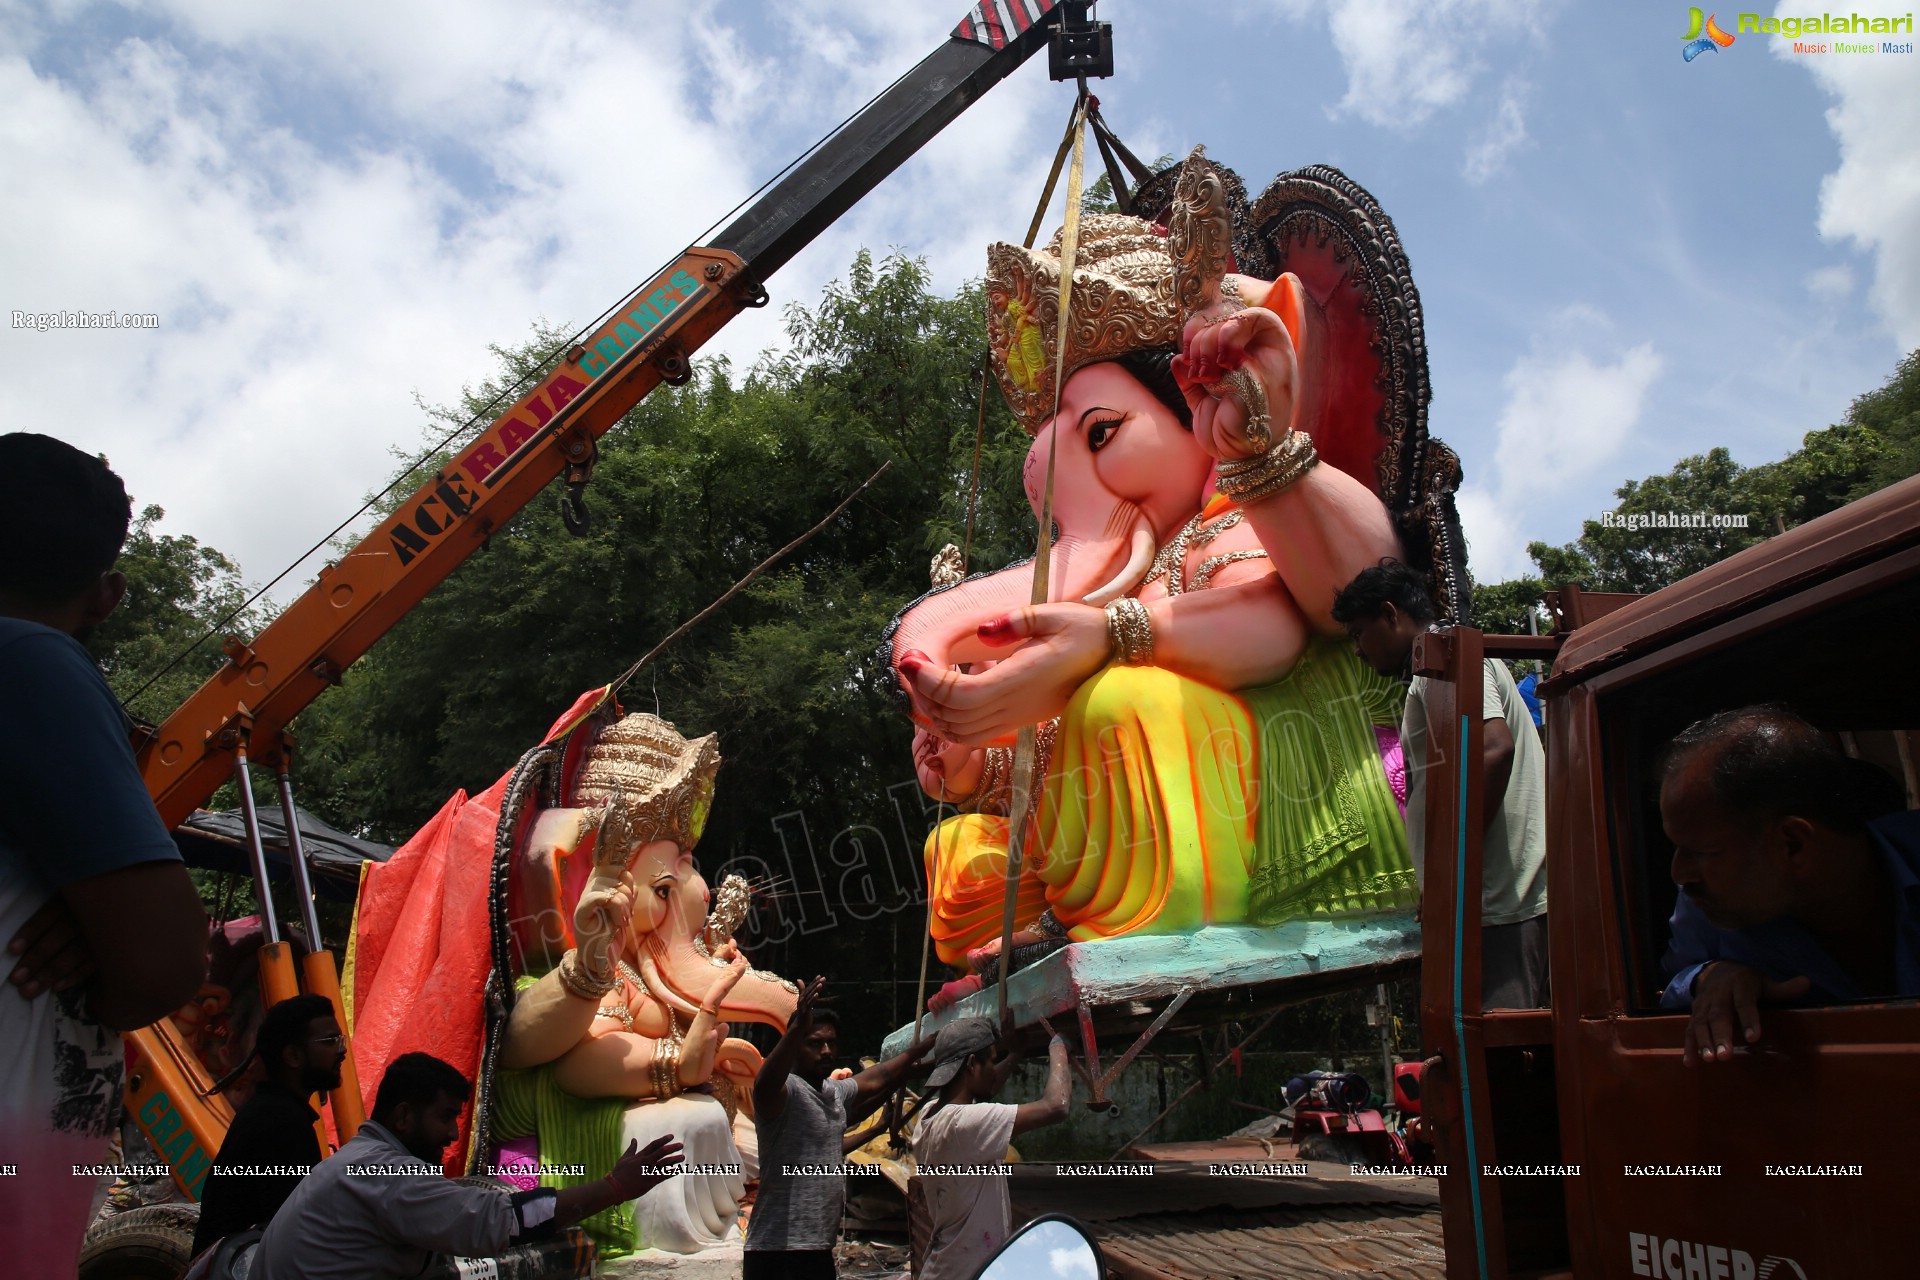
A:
1597 576 1920 1012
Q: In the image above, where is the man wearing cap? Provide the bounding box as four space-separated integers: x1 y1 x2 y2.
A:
911 1019 1071 1280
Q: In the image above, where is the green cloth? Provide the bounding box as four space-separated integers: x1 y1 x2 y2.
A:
1243 635 1418 924
493 976 636 1255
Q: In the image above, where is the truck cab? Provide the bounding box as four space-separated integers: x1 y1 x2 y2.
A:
1416 473 1920 1278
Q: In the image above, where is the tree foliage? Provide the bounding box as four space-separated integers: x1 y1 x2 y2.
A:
1081 153 1177 216
90 505 263 722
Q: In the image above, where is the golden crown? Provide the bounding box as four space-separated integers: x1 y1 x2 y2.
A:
985 213 1184 434
572 713 720 857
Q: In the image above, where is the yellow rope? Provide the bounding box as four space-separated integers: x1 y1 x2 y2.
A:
996 92 1090 1027
912 91 1092 1037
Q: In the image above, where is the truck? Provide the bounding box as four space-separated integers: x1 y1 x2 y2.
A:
1409 472 1919 1278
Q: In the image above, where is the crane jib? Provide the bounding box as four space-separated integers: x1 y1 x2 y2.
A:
386 268 709 566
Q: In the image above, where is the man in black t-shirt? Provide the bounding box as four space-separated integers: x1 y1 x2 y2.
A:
192 994 346 1257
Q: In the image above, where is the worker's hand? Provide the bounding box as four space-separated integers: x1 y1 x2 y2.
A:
607 1135 684 1200
790 975 827 1039
7 895 95 1000
1683 963 1812 1066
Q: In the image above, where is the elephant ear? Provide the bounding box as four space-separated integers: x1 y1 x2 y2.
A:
1136 159 1473 626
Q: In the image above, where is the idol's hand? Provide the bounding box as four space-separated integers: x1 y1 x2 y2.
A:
898 603 1111 746
1174 293 1298 463
913 728 987 803
573 859 637 981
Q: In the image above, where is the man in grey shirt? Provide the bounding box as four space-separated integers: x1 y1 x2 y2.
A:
746 977 932 1279
250 1053 682 1279
1336 562 1550 1008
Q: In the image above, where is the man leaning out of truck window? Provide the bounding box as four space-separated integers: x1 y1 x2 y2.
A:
1658 704 1920 1066
0 433 211 1280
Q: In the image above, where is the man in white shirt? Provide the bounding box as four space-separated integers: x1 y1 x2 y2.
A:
911 1018 1070 1280
1335 561 1550 1008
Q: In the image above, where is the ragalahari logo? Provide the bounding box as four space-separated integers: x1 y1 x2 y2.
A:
1683 8 1737 58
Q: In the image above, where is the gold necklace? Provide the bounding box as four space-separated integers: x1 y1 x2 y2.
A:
1142 509 1247 597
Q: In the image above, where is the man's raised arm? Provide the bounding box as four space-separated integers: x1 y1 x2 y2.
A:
752 974 826 1127
846 1033 934 1127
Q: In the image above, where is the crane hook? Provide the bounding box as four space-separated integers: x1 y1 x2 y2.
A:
560 440 599 537
561 481 591 536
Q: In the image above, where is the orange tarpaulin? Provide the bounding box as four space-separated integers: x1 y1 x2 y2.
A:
347 687 612 1173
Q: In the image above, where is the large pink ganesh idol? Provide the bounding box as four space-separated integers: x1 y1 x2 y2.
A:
886 153 1470 974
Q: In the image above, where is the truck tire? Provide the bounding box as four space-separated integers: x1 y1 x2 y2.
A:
79 1203 201 1280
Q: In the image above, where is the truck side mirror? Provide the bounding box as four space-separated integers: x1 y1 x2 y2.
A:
978 1214 1105 1279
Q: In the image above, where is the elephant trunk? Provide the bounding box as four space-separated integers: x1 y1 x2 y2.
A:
887 506 1156 675
639 940 796 1034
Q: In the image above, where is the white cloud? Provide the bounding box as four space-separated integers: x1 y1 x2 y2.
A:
1774 7 1920 348
1462 79 1529 184
1049 1244 1100 1278
0 0 1060 602
1456 482 1530 582
1264 0 1553 128
1492 338 1662 493
1460 312 1664 581
1805 264 1855 301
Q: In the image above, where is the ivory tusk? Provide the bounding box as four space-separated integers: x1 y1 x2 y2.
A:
1081 524 1157 607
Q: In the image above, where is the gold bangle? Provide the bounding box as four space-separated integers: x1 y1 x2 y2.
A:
1103 597 1155 666
558 948 617 1000
1215 432 1318 503
653 1038 684 1098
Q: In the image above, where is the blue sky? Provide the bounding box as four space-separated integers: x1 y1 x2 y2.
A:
2 0 1914 590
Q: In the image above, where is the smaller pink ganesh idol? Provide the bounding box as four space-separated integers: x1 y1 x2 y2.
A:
484 712 798 1254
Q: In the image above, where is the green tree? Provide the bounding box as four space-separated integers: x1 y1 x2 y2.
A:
1845 349 1920 498
1081 153 1176 216
90 505 262 723
1471 577 1548 636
